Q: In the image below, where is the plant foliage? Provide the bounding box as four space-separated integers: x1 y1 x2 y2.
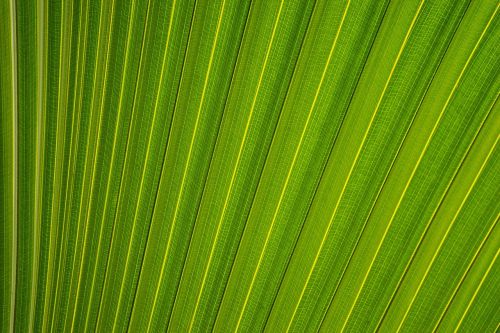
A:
1 0 499 332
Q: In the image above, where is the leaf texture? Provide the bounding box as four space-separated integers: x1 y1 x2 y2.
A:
1 0 499 332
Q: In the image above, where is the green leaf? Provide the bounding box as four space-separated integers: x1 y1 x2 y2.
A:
1 0 498 332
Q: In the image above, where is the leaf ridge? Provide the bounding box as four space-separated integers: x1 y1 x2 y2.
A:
30 0 45 329
232 1 353 331
144 0 229 330
9 0 18 329
453 246 499 332
339 4 498 330
286 0 427 330
373 92 499 332
394 135 499 332
116 1 179 331
185 2 285 331
69 0 119 329
432 216 499 332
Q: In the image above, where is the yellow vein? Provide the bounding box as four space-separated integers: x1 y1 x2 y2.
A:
187 2 284 331
79 2 145 333
55 0 90 324
395 136 498 332
432 214 499 333
62 1 88 226
72 0 113 237
58 0 90 330
136 4 199 329
209 0 319 326
318 0 457 327
122 0 198 328
30 0 46 330
126 0 177 322
105 1 155 331
340 4 497 331
49 0 72 231
68 0 118 330
9 0 18 330
50 1 75 329
145 1 227 331
125 1 177 257
91 0 144 325
453 247 499 333
375 99 498 333
284 0 426 331
167 1 254 329
42 0 68 330
233 1 352 332
373 91 499 332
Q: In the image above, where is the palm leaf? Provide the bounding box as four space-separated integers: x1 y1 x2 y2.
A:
1 0 499 332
